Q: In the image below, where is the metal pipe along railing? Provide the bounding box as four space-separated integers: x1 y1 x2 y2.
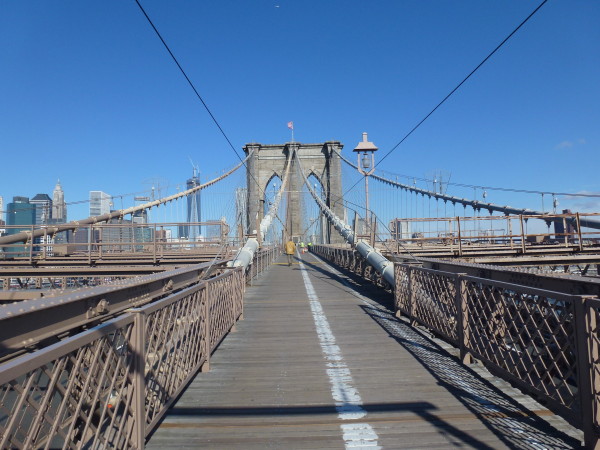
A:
293 149 395 286
228 148 293 270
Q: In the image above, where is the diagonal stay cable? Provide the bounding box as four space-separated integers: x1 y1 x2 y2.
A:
134 0 269 219
344 0 548 197
134 0 240 160
294 149 421 264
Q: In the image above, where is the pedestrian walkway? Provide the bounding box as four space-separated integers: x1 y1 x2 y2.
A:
147 251 583 449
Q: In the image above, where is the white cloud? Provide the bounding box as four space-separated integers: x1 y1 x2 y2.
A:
555 138 587 150
561 191 600 213
555 140 573 150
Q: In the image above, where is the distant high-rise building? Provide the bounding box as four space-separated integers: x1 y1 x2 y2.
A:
389 218 411 240
132 209 148 224
30 194 53 252
6 196 35 234
31 193 52 225
89 191 112 217
4 197 35 255
205 218 226 242
179 169 201 239
52 179 67 222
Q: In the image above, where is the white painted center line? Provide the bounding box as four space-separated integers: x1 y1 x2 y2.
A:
297 253 381 449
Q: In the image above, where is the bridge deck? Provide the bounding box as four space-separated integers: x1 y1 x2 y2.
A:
147 252 582 449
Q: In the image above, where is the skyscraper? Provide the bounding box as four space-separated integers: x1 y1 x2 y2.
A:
31 193 53 225
0 196 4 227
89 191 112 217
4 197 35 255
179 168 201 239
6 197 35 234
389 218 411 240
52 180 67 222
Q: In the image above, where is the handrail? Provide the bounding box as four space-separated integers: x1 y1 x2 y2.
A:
0 261 227 358
393 262 600 448
0 267 245 448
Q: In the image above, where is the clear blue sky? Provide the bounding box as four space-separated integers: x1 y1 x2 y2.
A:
1 0 598 221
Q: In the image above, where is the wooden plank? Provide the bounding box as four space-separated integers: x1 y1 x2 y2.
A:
147 252 583 449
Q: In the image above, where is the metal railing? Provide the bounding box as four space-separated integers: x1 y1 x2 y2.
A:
312 243 600 446
394 263 600 448
0 222 238 264
373 212 600 256
310 244 390 288
246 245 281 285
0 267 244 449
0 261 228 359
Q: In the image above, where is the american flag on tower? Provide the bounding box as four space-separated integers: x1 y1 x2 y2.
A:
287 121 294 130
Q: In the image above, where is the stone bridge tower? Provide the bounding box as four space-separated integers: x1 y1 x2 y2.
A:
242 141 345 244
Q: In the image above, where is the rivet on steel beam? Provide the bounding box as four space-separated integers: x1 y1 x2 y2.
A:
96 299 109 315
163 279 174 292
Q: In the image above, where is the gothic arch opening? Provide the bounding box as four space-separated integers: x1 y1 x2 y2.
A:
243 141 344 244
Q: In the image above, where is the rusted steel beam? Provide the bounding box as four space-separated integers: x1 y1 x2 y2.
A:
0 268 245 448
0 261 227 357
0 266 169 277
0 253 232 269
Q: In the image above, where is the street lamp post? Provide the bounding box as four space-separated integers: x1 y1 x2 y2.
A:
353 132 378 230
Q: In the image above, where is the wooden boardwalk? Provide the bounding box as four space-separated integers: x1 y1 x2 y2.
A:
147 251 583 449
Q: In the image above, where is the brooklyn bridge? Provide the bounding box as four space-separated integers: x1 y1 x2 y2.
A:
1 139 600 448
2 0 599 448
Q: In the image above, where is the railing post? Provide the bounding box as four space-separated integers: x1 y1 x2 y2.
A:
449 218 454 252
576 213 584 251
456 217 463 256
237 268 245 321
201 284 211 372
131 309 146 448
88 225 93 266
260 251 264 275
394 264 401 318
153 224 157 264
99 227 103 259
519 215 526 254
456 275 472 364
408 266 416 325
508 216 514 250
574 296 598 449
42 227 47 260
29 225 34 264
588 300 600 448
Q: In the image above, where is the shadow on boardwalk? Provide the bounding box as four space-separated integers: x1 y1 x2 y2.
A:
303 253 583 449
165 402 511 450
